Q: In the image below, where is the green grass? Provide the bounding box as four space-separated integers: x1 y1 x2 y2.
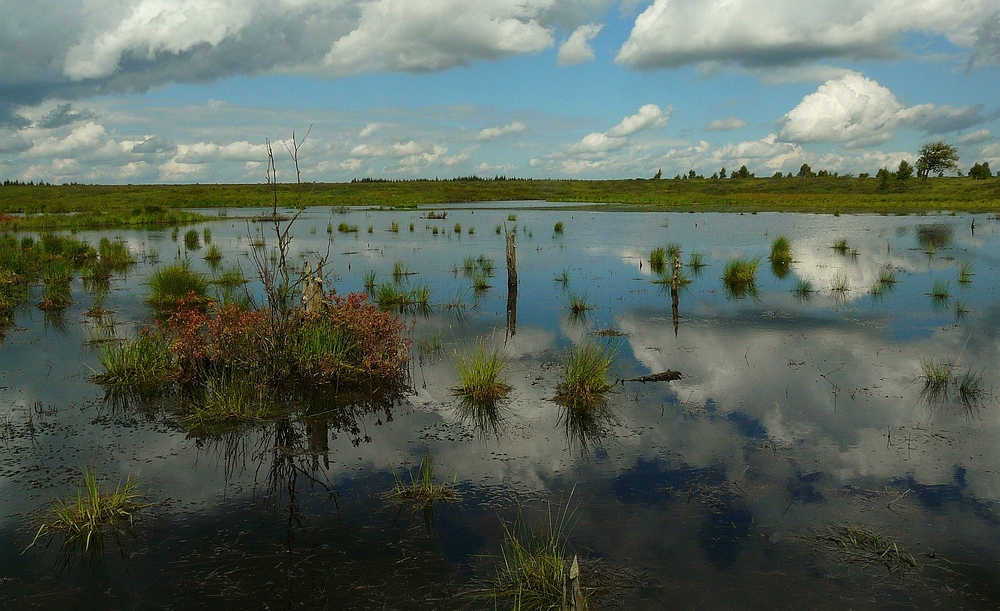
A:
877 264 898 285
920 357 953 397
3 178 1000 217
687 251 707 270
957 369 988 408
832 238 849 255
212 264 248 288
388 454 457 507
188 372 282 427
556 341 615 407
203 227 212 243
392 260 410 281
183 229 201 250
374 281 431 311
553 221 564 234
554 268 570 285
567 292 592 316
453 343 511 402
146 260 210 309
488 491 579 610
93 332 174 391
33 468 143 553
931 279 951 301
722 256 759 297
337 222 359 233
363 268 378 292
958 261 974 284
769 235 792 277
649 247 667 273
454 223 462 234
830 270 852 293
97 238 136 269
203 244 223 263
389 220 400 233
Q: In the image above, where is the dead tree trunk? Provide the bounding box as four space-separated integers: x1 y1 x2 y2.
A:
506 230 517 336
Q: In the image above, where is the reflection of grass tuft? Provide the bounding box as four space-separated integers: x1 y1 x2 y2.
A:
832 238 849 255
568 292 592 316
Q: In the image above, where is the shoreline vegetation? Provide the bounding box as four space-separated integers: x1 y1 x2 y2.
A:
0 177 998 222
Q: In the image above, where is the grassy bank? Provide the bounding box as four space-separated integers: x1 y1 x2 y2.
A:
2 176 999 216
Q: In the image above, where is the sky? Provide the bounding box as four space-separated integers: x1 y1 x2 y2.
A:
0 0 998 184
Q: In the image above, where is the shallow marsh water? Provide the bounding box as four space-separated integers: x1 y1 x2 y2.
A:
3 205 1000 608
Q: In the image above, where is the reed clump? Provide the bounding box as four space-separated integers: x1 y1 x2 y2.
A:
722 256 759 298
388 454 457 507
556 341 615 407
32 468 143 552
487 492 580 610
453 343 511 402
146 261 211 310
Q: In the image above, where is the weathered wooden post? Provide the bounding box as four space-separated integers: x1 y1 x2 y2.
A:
671 254 681 336
302 259 324 313
506 229 517 336
568 555 586 610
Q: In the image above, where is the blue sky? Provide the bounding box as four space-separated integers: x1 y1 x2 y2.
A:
0 0 997 184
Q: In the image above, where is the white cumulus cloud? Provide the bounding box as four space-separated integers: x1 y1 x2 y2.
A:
476 122 527 141
778 73 931 147
557 23 603 66
616 0 996 70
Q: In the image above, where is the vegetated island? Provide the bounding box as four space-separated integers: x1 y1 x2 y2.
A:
2 175 999 228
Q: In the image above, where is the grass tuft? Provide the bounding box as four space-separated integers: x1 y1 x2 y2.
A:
556 341 615 407
388 454 457 507
146 261 210 309
33 468 143 553
722 256 759 298
453 342 511 402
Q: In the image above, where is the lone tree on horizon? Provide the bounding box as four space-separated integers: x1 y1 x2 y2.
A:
916 141 959 179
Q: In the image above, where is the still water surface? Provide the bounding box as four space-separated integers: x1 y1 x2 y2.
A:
2 205 1000 608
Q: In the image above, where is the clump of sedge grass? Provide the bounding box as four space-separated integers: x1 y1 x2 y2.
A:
32 468 143 553
722 256 759 298
495 224 503 234
187 371 282 427
203 244 222 263
92 332 174 391
567 292 592 316
337 222 359 233
930 279 950 301
877 264 898 286
362 268 378 292
453 343 511 402
454 223 462 234
829 270 852 293
793 277 814 299
212 264 247 289
554 268 570 286
183 229 201 250
488 491 579 610
832 238 849 255
687 251 707 270
958 261 973 284
556 341 615 407
769 235 792 265
97 238 135 270
389 220 400 233
649 247 667 274
553 221 564 234
146 261 210 309
392 260 410 281
389 454 457 507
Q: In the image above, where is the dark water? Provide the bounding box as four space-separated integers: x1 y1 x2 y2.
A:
3 206 1000 609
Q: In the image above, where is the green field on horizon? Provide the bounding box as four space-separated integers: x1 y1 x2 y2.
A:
2 177 999 229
